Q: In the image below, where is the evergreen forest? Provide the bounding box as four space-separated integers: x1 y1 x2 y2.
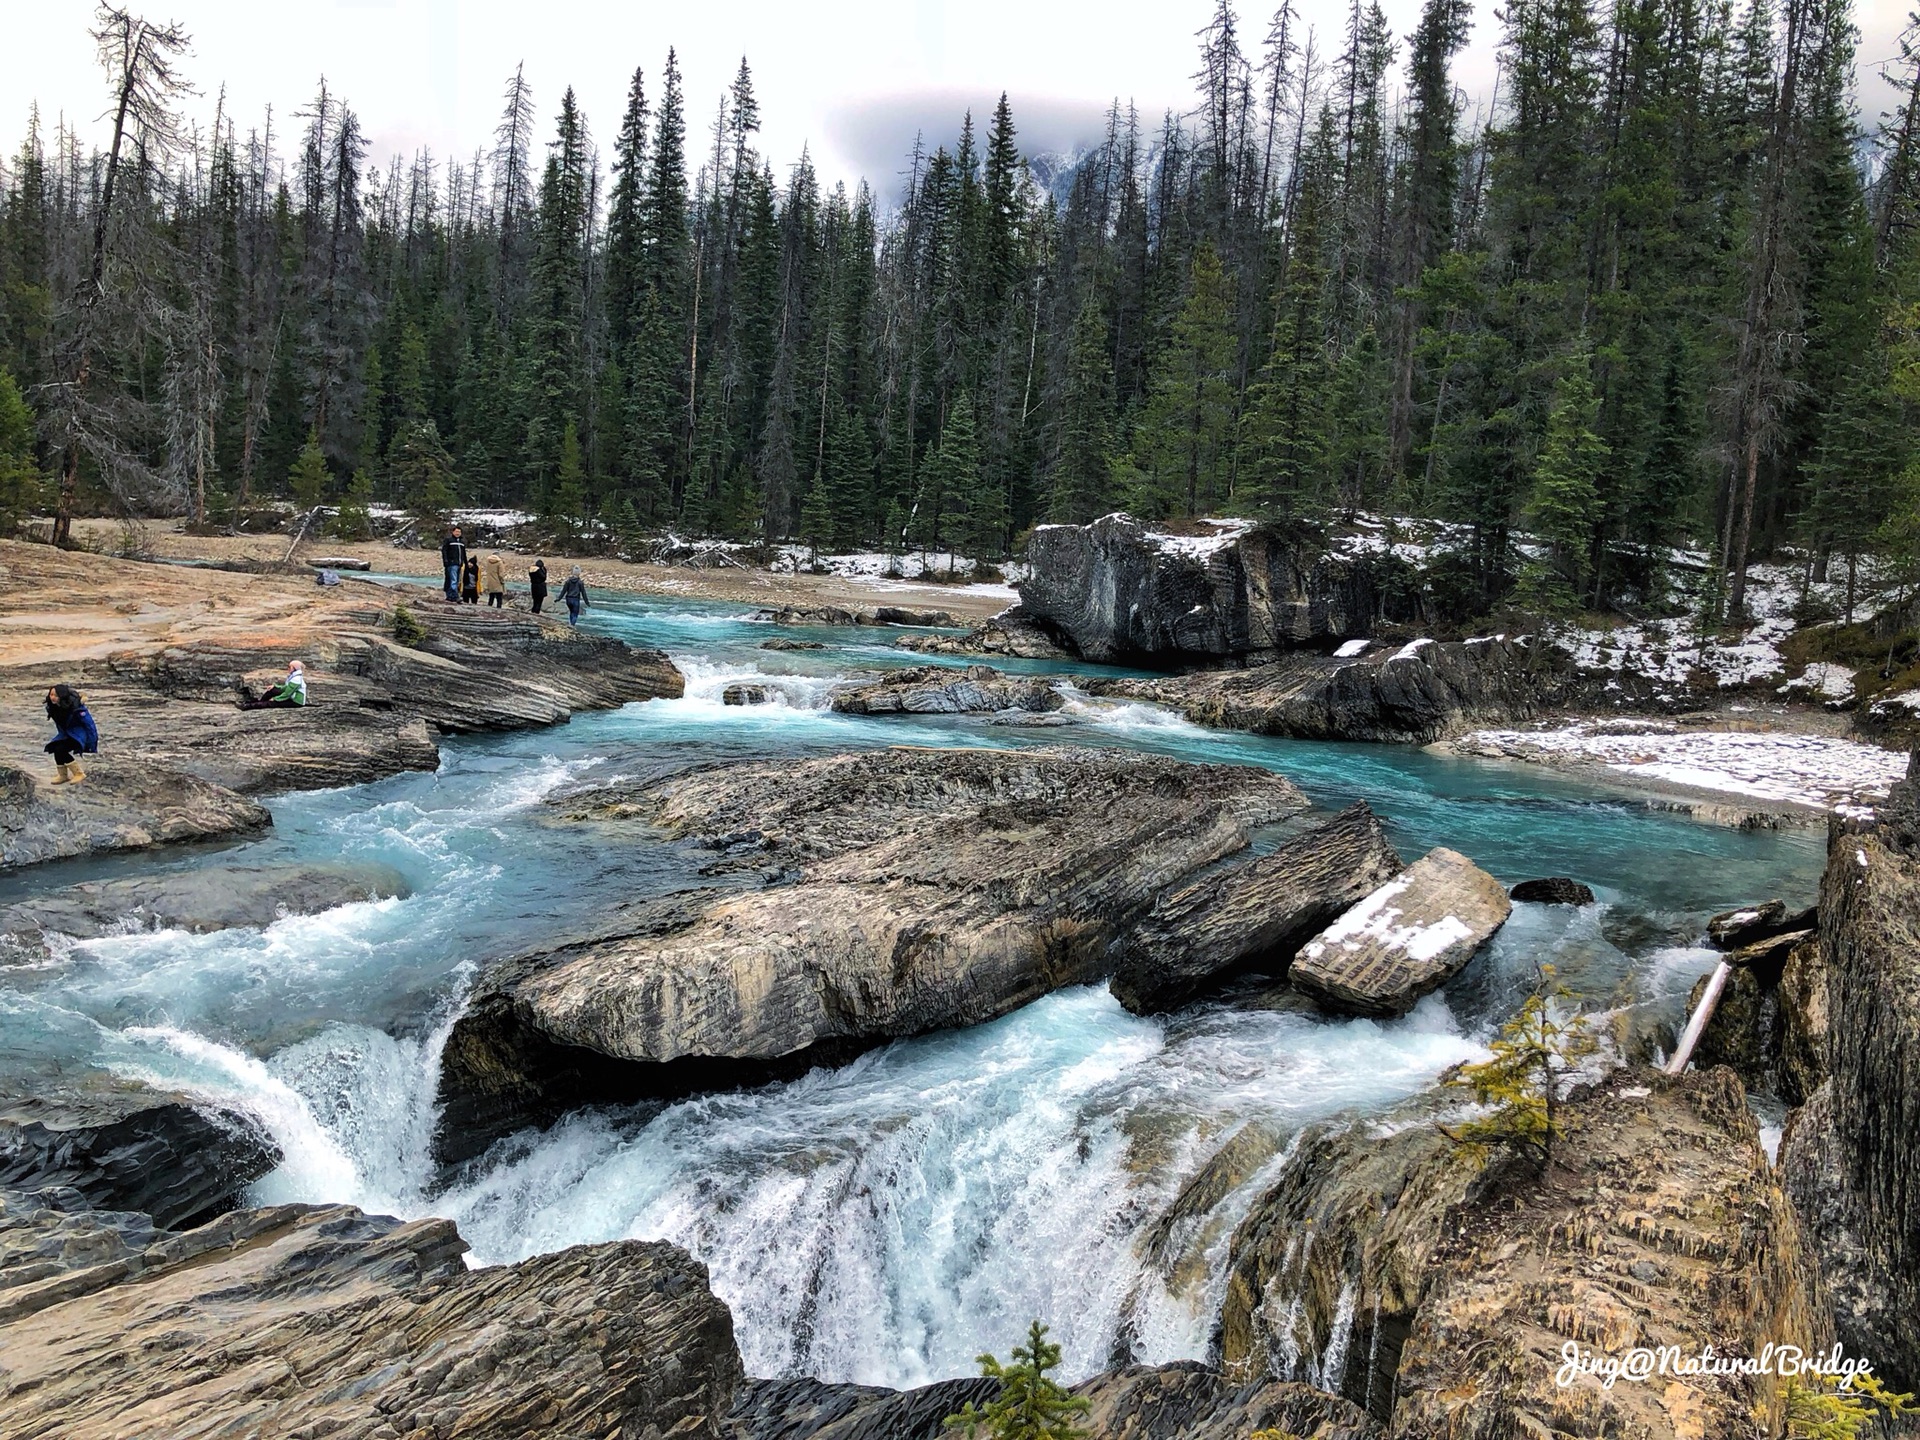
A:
5 0 1920 621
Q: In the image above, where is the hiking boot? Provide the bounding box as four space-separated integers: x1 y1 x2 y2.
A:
51 763 73 784
67 761 85 783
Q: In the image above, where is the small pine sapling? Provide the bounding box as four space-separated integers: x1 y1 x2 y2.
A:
1440 965 1597 1169
390 603 427 647
945 1321 1090 1440
1783 1371 1915 1439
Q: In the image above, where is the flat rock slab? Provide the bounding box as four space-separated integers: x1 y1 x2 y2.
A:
1110 802 1404 1013
0 1199 744 1439
0 760 270 871
438 748 1308 1164
830 664 1063 715
1289 847 1511 1016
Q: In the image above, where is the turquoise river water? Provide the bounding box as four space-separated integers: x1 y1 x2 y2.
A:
0 589 1825 1387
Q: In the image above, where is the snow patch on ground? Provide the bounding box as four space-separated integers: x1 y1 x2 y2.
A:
1456 722 1909 814
1779 662 1856 704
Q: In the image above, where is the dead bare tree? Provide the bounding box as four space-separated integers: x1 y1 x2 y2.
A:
46 4 194 545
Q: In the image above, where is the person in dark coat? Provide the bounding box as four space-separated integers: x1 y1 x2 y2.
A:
559 566 589 626
43 683 99 785
440 528 467 601
528 558 549 615
460 554 481 603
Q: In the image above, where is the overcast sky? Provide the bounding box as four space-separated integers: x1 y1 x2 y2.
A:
4 0 1913 200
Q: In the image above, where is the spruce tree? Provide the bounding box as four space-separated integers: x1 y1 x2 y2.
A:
1046 298 1117 524
0 365 42 531
1128 243 1238 518
944 1321 1089 1440
288 430 330 508
1522 351 1609 610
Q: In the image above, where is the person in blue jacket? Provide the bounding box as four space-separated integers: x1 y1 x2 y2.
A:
43 684 98 785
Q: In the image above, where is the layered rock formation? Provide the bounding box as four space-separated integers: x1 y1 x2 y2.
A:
725 1366 1378 1440
1020 514 1418 665
1080 637 1545 744
1782 752 1920 1387
0 860 408 948
0 1082 278 1230
829 664 1064 716
1289 848 1512 1016
1109 802 1405 1013
0 758 272 869
894 612 1069 660
437 748 1308 1164
0 1196 744 1439
0 540 682 868
1392 1069 1823 1439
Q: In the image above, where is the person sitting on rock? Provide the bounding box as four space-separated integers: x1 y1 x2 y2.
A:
480 553 508 609
239 661 308 711
559 566 589 626
43 683 98 785
461 554 481 604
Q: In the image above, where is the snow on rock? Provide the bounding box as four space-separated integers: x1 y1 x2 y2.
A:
1141 516 1254 557
1390 637 1436 663
1334 638 1372 658
1454 722 1910 815
1289 847 1513 1017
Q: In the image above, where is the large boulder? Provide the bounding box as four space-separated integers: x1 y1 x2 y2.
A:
1020 514 1418 665
0 1198 744 1438
1109 802 1404 1013
1289 848 1512 1016
1080 637 1544 744
829 664 1063 716
437 748 1309 1165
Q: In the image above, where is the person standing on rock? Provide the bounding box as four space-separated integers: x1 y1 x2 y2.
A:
559 566 589 626
480 553 508 609
440 527 467 602
528 558 549 614
461 554 481 604
238 661 308 710
43 684 98 784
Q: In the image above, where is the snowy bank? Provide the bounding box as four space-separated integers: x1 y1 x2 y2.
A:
1452 721 1909 817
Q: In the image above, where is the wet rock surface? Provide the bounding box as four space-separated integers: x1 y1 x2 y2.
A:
0 1198 745 1440
1020 514 1418 665
1289 847 1512 1016
0 860 409 949
1081 637 1545 743
1508 876 1595 905
0 1083 279 1231
829 664 1064 716
752 604 955 628
1109 802 1404 1013
437 747 1309 1164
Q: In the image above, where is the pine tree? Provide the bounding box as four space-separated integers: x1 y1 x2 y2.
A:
1046 298 1117 523
945 1322 1089 1440
0 364 42 531
288 429 330 508
332 468 373 538
549 419 589 542
1128 243 1239 518
1522 351 1610 610
1439 966 1596 1170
